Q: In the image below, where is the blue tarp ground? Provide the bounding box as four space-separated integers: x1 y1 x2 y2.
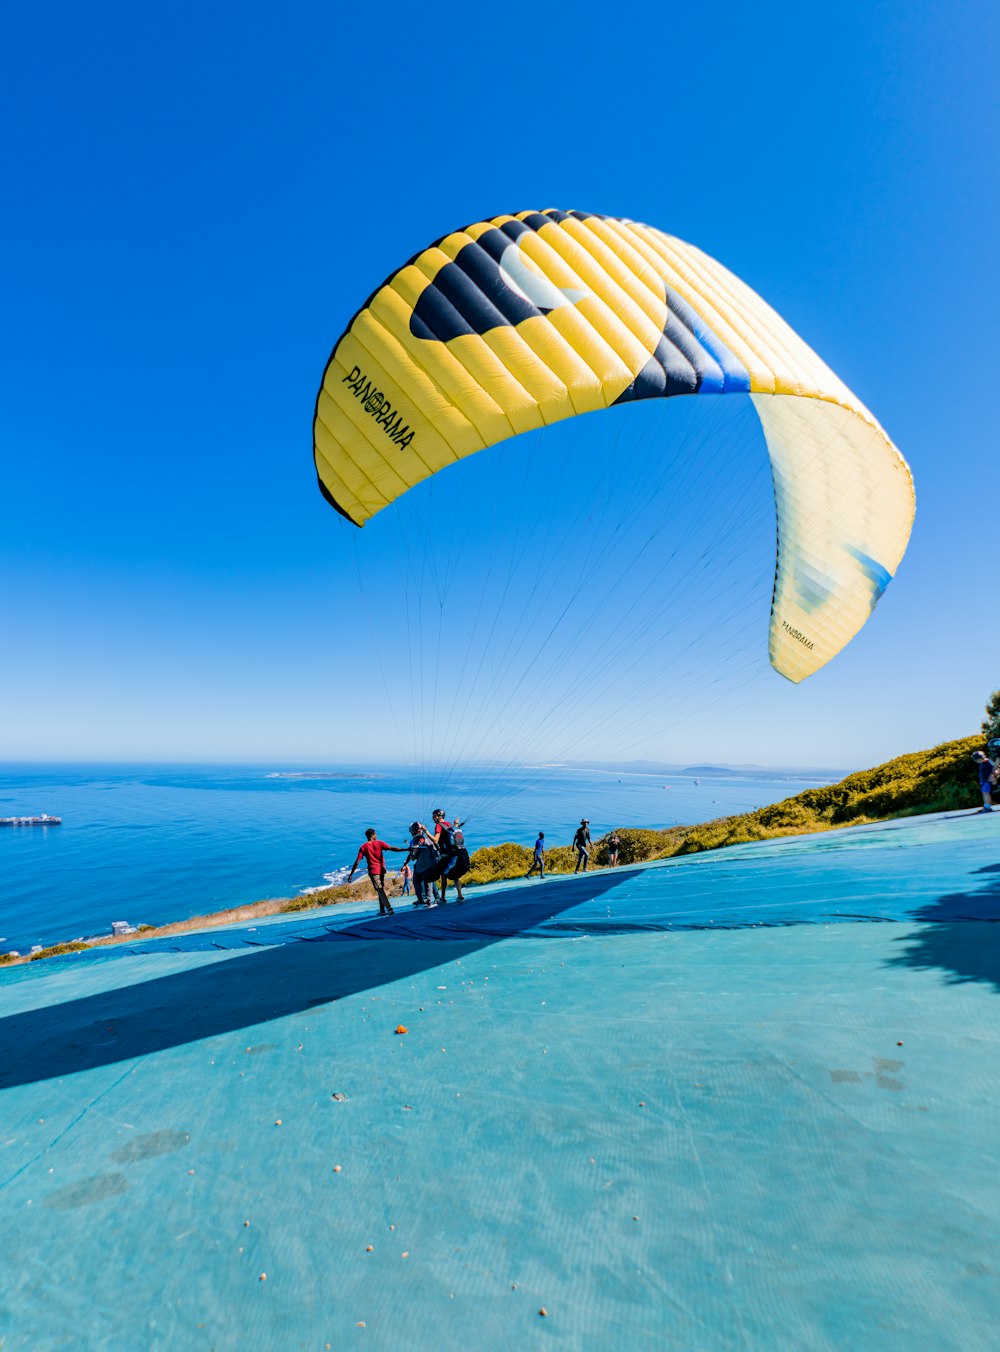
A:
1 810 998 1349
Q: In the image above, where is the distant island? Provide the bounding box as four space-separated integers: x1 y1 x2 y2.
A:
265 771 384 780
564 758 847 780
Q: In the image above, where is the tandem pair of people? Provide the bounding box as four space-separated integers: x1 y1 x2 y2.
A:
348 809 471 916
406 811 471 907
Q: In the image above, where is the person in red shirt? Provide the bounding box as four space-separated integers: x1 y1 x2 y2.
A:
347 828 408 915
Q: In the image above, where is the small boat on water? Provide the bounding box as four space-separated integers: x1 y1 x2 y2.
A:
0 814 62 827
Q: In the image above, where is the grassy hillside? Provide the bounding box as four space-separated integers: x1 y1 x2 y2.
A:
464 734 984 884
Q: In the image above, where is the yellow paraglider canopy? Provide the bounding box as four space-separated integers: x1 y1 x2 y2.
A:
314 209 914 682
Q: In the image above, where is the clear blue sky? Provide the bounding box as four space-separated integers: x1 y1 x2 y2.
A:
2 0 996 768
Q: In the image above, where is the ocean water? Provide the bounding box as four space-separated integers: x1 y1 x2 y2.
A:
0 761 831 951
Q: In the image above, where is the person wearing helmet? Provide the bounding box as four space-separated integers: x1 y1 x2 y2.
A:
573 819 592 873
971 750 999 813
406 822 440 906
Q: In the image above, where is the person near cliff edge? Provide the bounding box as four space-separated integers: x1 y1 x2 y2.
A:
347 828 408 915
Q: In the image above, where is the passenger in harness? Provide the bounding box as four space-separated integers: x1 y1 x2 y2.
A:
406 822 440 906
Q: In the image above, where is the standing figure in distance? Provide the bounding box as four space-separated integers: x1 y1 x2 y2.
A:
573 819 592 873
607 831 621 867
972 749 999 813
525 832 545 879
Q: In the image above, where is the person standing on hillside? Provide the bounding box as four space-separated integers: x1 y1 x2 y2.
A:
972 750 999 813
526 831 545 879
347 828 408 915
607 831 621 867
573 819 592 873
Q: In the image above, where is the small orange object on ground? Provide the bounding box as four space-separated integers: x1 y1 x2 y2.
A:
395 1025 408 1034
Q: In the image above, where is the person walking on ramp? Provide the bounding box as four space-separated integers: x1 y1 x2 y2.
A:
573 820 592 873
526 832 545 879
347 828 408 915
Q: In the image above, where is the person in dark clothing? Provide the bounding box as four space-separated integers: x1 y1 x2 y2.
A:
347 828 408 915
573 819 592 873
439 821 471 904
406 821 440 906
607 831 621 867
526 832 545 879
972 750 998 813
428 808 456 903
429 809 469 904
431 808 452 850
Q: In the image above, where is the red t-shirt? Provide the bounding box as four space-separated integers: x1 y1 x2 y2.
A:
356 839 389 873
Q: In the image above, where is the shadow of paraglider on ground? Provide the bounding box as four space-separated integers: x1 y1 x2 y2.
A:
0 871 626 1092
888 863 1000 993
6 846 1000 1095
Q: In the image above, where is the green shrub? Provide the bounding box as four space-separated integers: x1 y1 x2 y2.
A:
466 842 533 884
29 941 90 961
280 884 357 913
543 846 580 874
592 827 682 866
